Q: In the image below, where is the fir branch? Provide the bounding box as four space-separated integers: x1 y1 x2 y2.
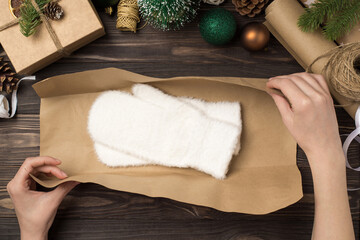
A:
324 0 360 41
297 0 350 33
19 0 41 37
19 0 51 37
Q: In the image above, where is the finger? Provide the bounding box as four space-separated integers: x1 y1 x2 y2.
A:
29 178 36 191
311 74 331 94
290 73 328 94
33 165 67 179
15 157 61 183
268 92 293 123
274 75 321 98
48 181 80 205
286 73 325 94
24 179 32 190
267 77 309 108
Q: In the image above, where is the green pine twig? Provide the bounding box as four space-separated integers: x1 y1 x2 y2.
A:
324 0 360 41
298 0 341 32
19 0 51 37
297 0 360 41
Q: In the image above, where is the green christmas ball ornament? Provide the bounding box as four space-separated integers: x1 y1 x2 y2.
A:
91 0 120 8
199 8 237 46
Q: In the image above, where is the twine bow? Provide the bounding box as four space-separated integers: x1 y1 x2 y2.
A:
0 0 68 56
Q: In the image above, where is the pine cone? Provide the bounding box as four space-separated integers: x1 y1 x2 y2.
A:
232 0 269 17
0 58 19 94
44 1 64 20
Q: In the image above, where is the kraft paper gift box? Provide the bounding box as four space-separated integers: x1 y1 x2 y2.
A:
0 0 105 74
31 68 303 214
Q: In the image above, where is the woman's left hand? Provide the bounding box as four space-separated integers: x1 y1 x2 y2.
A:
7 156 79 240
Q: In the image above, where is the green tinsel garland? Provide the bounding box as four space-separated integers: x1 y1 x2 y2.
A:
138 0 201 31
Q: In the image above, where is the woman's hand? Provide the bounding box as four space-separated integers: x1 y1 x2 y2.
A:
7 156 79 240
266 72 343 170
267 72 355 240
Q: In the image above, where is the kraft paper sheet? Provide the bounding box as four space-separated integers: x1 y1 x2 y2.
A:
264 0 359 119
32 68 302 214
338 23 360 45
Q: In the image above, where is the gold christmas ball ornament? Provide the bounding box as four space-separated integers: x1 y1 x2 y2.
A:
240 22 270 51
9 0 23 18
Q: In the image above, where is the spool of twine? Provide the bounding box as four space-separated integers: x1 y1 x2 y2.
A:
116 0 140 33
308 42 360 102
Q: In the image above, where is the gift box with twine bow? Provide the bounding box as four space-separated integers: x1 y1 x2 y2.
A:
0 0 105 74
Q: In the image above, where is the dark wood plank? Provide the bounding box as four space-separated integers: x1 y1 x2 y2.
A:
0 1 359 239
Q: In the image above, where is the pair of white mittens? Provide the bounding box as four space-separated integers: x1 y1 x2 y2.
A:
88 84 242 179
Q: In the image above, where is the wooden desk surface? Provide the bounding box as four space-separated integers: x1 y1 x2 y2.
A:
0 2 359 239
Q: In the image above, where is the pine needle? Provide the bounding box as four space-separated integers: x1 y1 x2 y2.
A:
324 1 360 41
19 0 51 37
297 0 350 33
297 0 360 41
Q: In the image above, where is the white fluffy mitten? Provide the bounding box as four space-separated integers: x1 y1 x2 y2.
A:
92 95 242 169
88 84 241 179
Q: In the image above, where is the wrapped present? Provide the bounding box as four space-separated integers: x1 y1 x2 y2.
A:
0 0 105 74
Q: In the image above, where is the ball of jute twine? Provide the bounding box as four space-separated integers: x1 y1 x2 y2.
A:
116 0 140 33
307 42 360 102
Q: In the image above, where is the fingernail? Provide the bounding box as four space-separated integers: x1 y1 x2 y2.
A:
269 77 273 81
61 171 68 178
55 158 61 163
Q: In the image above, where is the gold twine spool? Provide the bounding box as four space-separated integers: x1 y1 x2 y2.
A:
308 42 360 102
116 0 140 33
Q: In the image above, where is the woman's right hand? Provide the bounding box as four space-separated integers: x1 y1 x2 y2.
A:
266 72 344 170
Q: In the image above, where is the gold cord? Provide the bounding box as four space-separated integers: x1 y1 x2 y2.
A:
116 0 141 33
